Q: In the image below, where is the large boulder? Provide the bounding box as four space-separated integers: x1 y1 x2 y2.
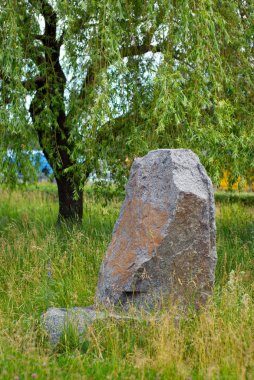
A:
96 149 217 309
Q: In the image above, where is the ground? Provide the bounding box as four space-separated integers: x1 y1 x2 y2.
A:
0 184 253 379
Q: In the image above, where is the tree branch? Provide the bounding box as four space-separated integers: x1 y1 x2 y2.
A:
22 76 46 91
96 112 141 144
119 43 161 58
77 45 157 101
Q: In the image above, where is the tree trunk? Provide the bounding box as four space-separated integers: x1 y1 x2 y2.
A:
56 175 83 223
26 1 86 224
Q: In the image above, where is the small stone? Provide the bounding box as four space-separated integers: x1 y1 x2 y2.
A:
41 306 132 346
95 149 217 310
41 307 98 346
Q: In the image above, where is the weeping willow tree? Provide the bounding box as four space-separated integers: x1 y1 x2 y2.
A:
0 0 253 221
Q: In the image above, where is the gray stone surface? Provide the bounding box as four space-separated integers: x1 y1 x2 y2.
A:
95 149 217 310
41 307 135 346
42 149 217 344
41 307 98 346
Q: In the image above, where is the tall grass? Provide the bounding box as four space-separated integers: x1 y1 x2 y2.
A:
0 187 253 379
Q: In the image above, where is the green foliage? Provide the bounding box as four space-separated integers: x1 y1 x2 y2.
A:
215 191 254 206
57 322 88 354
0 188 254 378
85 182 125 204
0 1 253 186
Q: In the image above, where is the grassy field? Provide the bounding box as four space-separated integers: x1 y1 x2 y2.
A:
0 185 253 379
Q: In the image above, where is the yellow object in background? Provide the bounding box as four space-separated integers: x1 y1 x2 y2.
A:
220 171 254 191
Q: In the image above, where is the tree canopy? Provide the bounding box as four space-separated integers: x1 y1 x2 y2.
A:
0 0 253 220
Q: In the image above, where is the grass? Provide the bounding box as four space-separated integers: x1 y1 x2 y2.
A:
0 186 253 379
215 191 254 206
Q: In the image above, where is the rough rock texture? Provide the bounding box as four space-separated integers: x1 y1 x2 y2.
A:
42 307 132 346
96 149 217 310
42 307 97 345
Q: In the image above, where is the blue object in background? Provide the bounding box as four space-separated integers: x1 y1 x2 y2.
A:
31 151 53 176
